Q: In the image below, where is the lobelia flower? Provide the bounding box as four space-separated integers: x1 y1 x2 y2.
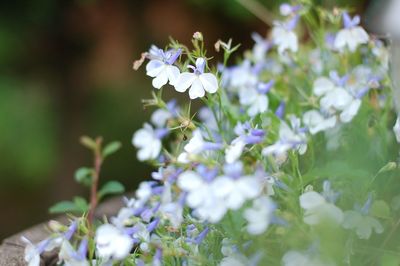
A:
334 12 369 52
313 73 362 123
174 57 218 99
146 46 181 89
271 15 300 54
251 32 271 62
22 236 63 266
224 60 258 92
132 123 168 161
262 115 307 157
239 80 274 117
225 122 265 163
299 189 343 225
282 249 335 266
150 100 180 128
212 162 261 211
177 129 222 163
95 224 134 261
342 196 384 239
58 238 89 266
177 168 227 222
393 116 400 143
302 110 337 135
244 196 276 235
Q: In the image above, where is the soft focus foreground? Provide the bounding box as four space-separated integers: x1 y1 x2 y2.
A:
19 0 400 265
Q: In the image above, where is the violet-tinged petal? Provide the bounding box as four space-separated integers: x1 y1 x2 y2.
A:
152 186 164 195
124 225 140 235
356 87 370 99
154 248 163 263
166 48 182 65
141 208 153 222
195 58 206 74
285 15 300 31
155 128 169 139
64 221 78 240
244 135 263 144
257 80 275 94
275 101 286 119
361 194 373 215
343 12 353 28
147 218 160 233
194 227 209 245
202 142 223 151
223 161 243 179
251 129 265 137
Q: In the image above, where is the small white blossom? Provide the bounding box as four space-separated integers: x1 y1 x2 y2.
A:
342 210 383 239
303 110 337 134
272 16 299 54
177 170 227 222
394 117 400 143
132 123 162 161
300 191 343 225
334 12 369 52
175 58 218 99
282 250 335 266
95 224 133 261
244 196 275 235
146 47 181 89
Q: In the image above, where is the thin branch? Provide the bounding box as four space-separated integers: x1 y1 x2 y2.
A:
235 0 275 27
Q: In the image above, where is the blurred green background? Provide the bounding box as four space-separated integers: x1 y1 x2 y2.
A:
0 0 370 240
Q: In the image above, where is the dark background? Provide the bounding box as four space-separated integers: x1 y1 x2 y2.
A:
0 0 372 240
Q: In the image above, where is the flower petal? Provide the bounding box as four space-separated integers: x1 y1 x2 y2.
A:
199 73 218 93
175 73 196 92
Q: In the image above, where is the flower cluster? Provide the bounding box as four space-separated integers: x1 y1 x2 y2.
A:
25 2 400 266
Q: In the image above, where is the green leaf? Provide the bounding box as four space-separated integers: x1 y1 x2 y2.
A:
377 162 397 174
74 167 93 186
49 200 81 214
370 200 391 218
98 181 125 199
80 135 97 150
391 195 400 211
102 141 122 158
73 196 89 212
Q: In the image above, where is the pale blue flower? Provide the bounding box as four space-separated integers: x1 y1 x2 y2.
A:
334 12 369 52
272 15 299 54
146 46 181 89
342 197 384 239
175 58 218 99
244 196 276 235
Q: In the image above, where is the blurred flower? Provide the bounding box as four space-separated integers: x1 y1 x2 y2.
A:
299 191 343 225
95 224 133 261
132 123 165 161
244 196 275 235
272 15 299 54
334 12 369 52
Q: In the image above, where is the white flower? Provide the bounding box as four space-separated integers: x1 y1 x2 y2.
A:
262 116 307 157
22 237 41 266
212 174 261 210
282 250 334 266
132 123 162 161
220 254 249 266
299 191 343 225
177 129 205 163
342 210 383 239
59 240 89 266
334 13 369 52
313 76 362 123
302 110 336 134
151 108 172 128
225 139 246 164
239 82 271 117
177 170 227 222
95 224 133 261
272 16 299 54
394 117 400 143
146 47 181 89
244 196 275 235
174 58 218 99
